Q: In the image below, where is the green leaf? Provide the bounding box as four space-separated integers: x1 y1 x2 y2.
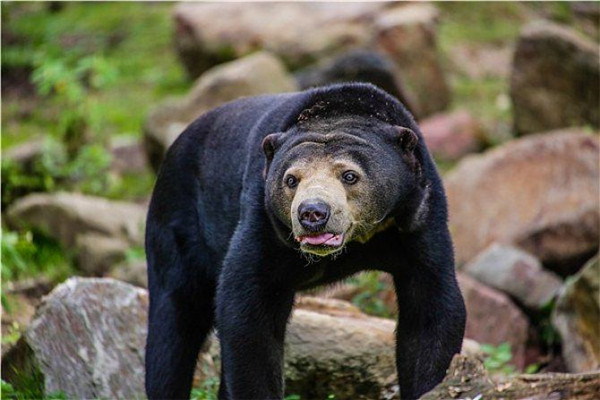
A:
525 363 540 374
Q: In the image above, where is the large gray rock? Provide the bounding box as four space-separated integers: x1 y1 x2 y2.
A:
5 192 146 248
173 3 449 117
1 278 148 399
510 20 600 135
464 243 563 311
552 255 600 373
285 298 398 399
422 354 600 400
143 51 298 171
446 130 599 275
458 273 529 369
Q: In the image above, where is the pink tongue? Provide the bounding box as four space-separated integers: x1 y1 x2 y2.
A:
300 233 343 246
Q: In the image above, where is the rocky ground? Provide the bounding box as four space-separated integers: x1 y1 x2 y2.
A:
1 2 599 399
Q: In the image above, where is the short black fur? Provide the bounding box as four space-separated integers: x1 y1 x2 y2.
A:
145 83 466 399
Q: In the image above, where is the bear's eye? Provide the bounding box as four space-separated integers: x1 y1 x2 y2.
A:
285 175 299 189
342 171 359 185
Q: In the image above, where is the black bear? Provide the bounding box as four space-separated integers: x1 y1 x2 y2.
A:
145 83 466 400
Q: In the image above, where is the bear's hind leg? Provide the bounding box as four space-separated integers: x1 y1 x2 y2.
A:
145 286 215 400
218 365 228 399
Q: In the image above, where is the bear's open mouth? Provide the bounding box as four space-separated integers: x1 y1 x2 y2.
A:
296 232 345 247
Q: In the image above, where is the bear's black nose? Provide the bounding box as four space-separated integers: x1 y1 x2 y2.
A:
298 200 330 232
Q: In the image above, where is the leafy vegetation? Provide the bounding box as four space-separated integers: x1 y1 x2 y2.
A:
1 139 113 208
1 322 22 348
1 229 73 285
1 372 65 400
2 3 172 206
31 53 118 145
2 2 187 147
481 342 517 375
1 229 73 316
190 378 219 400
350 272 395 318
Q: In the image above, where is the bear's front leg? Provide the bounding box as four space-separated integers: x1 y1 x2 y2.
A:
392 225 466 399
216 221 296 400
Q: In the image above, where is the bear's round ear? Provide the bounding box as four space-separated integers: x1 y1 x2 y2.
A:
262 133 282 178
262 133 280 161
395 126 418 153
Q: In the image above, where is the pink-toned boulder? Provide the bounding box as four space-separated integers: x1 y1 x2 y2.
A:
458 273 529 369
446 130 599 275
374 4 450 116
419 110 482 161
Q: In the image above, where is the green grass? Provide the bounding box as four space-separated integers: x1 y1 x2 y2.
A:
2 2 188 149
1 228 74 321
453 76 514 145
437 2 526 46
436 3 528 145
191 378 219 400
1 229 74 287
481 342 517 375
1 374 67 400
1 322 22 349
104 169 156 201
2 4 172 207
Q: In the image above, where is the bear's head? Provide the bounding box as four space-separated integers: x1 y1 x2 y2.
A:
263 114 426 257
